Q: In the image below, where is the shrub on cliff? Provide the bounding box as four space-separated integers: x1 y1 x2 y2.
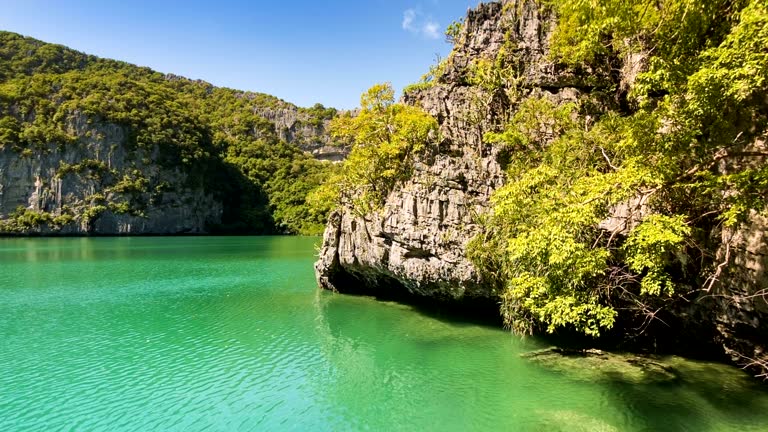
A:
309 83 438 214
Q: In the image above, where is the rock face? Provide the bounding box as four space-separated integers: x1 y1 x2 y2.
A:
315 0 604 302
315 151 503 301
253 104 347 162
0 112 222 235
315 0 767 374
711 211 768 370
704 136 768 371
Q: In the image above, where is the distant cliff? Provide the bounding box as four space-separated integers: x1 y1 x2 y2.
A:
315 0 768 378
0 112 222 235
0 31 344 235
251 100 347 162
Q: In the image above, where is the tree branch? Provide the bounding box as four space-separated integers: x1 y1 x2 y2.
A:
703 233 732 293
726 349 768 381
600 146 619 171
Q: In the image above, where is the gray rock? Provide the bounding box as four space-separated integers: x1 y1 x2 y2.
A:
315 0 601 301
251 101 348 162
521 347 680 384
0 111 221 235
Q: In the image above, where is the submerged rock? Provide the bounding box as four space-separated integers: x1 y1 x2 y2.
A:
532 410 619 432
521 348 679 384
521 346 767 393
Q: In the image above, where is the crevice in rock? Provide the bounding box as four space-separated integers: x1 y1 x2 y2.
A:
403 247 435 259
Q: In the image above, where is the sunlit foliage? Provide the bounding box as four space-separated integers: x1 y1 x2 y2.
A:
470 0 768 336
310 83 438 214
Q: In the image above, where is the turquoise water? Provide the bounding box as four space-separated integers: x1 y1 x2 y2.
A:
1 236 767 431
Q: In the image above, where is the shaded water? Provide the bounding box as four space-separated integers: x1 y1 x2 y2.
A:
1 237 767 431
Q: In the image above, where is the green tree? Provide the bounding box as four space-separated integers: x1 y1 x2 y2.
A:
313 83 438 212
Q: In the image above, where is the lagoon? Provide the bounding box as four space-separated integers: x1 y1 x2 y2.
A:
1 237 767 431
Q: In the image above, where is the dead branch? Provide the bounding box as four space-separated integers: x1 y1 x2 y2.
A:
726 349 768 380
739 288 768 302
600 146 619 171
703 234 733 293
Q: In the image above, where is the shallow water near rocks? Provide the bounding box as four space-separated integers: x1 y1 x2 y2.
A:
1 236 767 431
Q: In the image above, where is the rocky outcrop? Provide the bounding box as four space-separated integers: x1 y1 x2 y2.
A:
0 112 221 235
315 150 504 301
315 0 606 302
315 0 768 376
253 104 347 162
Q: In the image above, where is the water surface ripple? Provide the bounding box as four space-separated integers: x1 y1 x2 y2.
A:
1 237 767 431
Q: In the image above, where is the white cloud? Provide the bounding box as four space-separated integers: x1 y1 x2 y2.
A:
402 9 416 31
402 8 440 39
422 21 440 39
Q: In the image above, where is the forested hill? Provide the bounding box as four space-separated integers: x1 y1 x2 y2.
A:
0 31 342 235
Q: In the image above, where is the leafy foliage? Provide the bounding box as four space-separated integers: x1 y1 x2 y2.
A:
310 83 438 213
445 20 465 45
471 0 768 336
402 58 451 96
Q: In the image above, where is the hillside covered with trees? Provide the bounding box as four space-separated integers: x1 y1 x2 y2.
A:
0 31 339 235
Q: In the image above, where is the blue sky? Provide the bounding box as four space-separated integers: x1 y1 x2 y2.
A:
0 0 477 109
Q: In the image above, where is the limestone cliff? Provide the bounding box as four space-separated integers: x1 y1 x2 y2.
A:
316 0 602 301
252 101 347 162
315 0 768 375
0 112 221 235
0 31 342 235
